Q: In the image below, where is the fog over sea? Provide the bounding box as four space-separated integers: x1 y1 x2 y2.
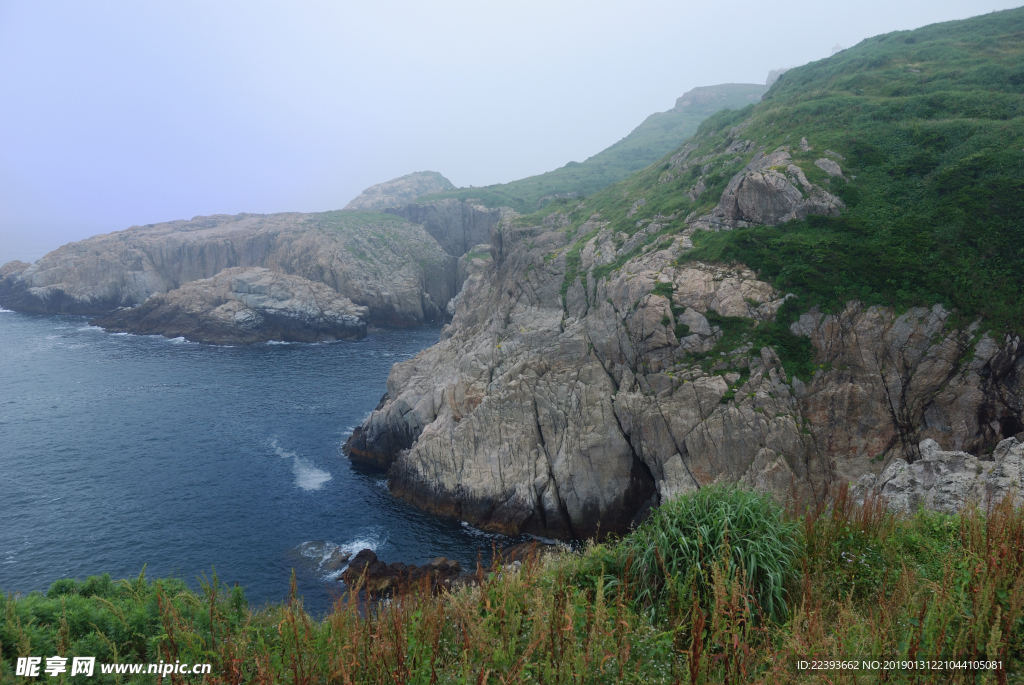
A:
0 311 507 614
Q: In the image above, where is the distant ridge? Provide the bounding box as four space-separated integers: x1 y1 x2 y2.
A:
414 82 767 213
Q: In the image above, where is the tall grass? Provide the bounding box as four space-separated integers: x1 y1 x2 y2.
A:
600 486 800 622
3 488 1023 683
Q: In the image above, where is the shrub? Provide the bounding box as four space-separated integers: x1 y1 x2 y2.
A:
614 486 800 622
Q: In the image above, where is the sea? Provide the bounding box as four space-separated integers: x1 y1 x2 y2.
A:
0 310 510 615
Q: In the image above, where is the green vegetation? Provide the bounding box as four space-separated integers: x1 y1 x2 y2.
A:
4 488 1023 683
417 84 766 213
600 486 801 621
678 9 1024 333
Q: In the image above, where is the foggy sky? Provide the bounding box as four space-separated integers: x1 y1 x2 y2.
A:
0 0 1013 265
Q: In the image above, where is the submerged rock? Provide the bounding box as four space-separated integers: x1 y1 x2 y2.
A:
91 267 368 344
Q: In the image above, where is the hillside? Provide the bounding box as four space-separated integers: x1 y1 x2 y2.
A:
346 8 1024 540
536 7 1024 333
415 83 766 213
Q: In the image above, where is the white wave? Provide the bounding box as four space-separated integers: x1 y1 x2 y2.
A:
77 324 103 331
265 340 292 345
0 307 13 313
272 440 332 491
459 520 507 539
295 533 385 580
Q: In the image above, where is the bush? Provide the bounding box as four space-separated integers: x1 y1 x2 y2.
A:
614 486 800 622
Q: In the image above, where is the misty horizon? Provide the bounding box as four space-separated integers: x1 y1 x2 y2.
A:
0 0 1014 266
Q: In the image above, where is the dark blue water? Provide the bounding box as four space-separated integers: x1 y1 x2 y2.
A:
0 311 505 614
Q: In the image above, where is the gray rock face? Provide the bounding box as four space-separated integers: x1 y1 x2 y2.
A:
855 438 1024 514
345 211 823 538
342 171 455 212
691 147 844 231
0 212 456 326
91 267 368 344
814 158 844 178
386 199 515 257
794 303 1024 486
0 260 29 279
344 206 1024 539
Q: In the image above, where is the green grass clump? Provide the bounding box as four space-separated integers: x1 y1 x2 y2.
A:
610 487 800 622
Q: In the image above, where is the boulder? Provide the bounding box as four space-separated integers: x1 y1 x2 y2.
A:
690 147 844 231
815 158 844 178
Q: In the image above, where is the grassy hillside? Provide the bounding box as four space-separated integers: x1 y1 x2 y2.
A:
527 7 1024 336
417 84 766 213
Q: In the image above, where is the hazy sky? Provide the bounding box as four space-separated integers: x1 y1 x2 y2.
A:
0 1 1013 265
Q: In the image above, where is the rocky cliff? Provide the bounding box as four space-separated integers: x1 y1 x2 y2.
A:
91 267 368 344
344 91 1024 540
343 171 455 212
386 199 514 257
0 211 456 326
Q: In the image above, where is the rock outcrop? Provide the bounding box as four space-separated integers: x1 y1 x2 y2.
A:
0 211 456 326
341 549 465 593
91 267 368 344
855 438 1024 514
690 147 845 231
345 205 1024 539
343 171 455 212
386 199 515 257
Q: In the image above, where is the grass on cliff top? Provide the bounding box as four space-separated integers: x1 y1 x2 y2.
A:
415 84 766 214
528 7 1024 339
3 487 1023 684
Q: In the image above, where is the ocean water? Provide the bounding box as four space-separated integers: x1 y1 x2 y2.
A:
0 311 508 614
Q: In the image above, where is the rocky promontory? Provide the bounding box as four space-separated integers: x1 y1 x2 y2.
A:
91 267 368 344
344 129 1024 539
0 211 456 326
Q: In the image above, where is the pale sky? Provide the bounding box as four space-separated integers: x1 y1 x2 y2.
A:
0 0 1013 265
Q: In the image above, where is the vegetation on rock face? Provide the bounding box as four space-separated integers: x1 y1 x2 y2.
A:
416 84 767 213
3 488 1023 683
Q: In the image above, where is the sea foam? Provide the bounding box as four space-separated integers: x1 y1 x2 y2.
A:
272 440 332 491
